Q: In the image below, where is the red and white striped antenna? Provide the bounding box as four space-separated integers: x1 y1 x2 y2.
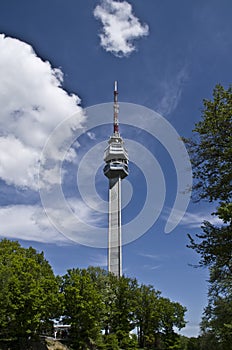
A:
113 81 119 134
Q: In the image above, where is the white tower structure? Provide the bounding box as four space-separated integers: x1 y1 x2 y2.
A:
103 82 129 277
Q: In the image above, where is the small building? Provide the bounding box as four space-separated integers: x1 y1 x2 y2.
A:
53 324 70 339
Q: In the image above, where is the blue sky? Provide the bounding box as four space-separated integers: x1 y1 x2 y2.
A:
0 0 232 338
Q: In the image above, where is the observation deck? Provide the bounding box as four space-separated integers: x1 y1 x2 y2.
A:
103 134 129 179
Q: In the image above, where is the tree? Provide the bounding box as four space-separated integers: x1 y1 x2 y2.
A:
106 274 139 349
184 84 232 348
85 266 114 337
185 336 200 350
0 239 60 346
135 285 186 349
136 284 161 348
157 297 186 349
184 84 232 217
61 268 106 349
60 266 187 349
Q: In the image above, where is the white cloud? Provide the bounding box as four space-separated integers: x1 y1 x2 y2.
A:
0 34 85 190
89 253 107 267
0 198 105 245
94 0 149 57
179 323 200 338
66 197 104 227
139 253 162 260
181 211 224 228
164 208 224 229
0 204 69 244
0 135 39 188
139 252 164 270
0 35 92 244
143 264 161 271
87 131 96 140
157 66 188 116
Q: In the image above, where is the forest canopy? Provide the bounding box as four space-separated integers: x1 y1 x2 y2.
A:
0 238 187 350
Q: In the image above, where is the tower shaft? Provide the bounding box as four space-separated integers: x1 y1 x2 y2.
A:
108 177 122 276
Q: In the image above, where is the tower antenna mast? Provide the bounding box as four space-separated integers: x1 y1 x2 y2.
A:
114 81 119 134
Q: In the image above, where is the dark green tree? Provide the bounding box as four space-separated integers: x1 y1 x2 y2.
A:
106 274 139 348
59 265 187 349
184 84 232 349
158 297 186 349
61 268 106 349
185 336 200 350
184 84 232 215
136 284 161 348
135 285 186 349
0 239 60 345
85 266 114 337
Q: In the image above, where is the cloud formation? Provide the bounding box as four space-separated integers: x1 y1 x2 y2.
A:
94 0 149 57
0 204 68 244
0 35 94 244
156 66 188 116
90 253 107 267
0 35 84 190
164 208 224 229
0 198 104 245
180 210 224 228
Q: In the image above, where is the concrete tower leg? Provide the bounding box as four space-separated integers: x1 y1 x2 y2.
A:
108 176 122 277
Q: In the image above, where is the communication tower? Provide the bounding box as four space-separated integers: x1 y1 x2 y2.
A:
103 82 129 277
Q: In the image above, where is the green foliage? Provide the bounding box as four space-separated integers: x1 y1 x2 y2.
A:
156 298 186 349
135 284 186 349
108 274 138 335
100 333 119 350
185 336 199 350
136 284 160 348
60 267 186 349
158 297 187 333
0 239 60 342
0 242 187 349
160 331 181 349
184 84 232 349
187 222 232 269
184 84 232 213
61 268 105 349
